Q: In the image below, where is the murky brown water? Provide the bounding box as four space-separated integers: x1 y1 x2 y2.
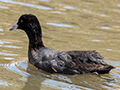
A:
0 0 120 90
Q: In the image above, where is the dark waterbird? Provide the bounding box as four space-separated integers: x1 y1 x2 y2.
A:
9 14 114 75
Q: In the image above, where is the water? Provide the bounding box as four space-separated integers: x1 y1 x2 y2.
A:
0 0 120 90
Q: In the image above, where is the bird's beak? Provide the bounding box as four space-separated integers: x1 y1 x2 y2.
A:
9 22 18 31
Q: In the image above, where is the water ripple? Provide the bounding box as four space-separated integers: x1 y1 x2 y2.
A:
0 0 51 10
101 27 110 30
4 57 14 60
53 11 61 14
46 22 73 27
39 0 49 2
64 6 75 10
51 74 72 83
0 28 3 31
0 52 18 56
118 4 120 7
83 9 92 14
42 79 93 90
100 14 106 17
92 40 101 42
0 40 12 44
0 80 13 87
0 5 9 9
106 49 112 51
0 45 22 48
83 9 107 17
4 60 30 77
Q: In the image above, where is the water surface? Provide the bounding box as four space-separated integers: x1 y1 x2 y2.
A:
0 0 120 90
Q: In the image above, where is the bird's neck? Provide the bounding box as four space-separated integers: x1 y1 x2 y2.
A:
25 26 44 50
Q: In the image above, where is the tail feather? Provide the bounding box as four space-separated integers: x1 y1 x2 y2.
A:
97 65 115 74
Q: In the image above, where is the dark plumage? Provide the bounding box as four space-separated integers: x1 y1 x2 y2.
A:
9 14 115 75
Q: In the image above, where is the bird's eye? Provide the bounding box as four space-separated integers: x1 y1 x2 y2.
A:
21 20 23 23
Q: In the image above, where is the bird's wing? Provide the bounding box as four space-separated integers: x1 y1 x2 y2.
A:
49 51 114 74
66 50 106 65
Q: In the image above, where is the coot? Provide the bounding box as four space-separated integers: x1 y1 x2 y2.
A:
9 14 114 75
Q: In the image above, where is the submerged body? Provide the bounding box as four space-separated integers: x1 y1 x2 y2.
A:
9 14 114 75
